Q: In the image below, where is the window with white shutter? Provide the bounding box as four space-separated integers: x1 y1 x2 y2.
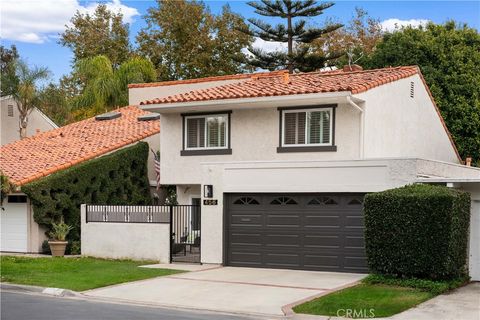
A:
279 106 336 152
182 112 231 155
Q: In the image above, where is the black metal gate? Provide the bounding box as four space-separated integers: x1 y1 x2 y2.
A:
170 205 201 263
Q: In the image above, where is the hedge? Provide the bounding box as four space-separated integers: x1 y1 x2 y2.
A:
22 142 152 245
364 184 470 280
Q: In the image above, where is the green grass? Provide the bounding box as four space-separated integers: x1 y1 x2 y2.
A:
0 256 183 291
293 283 433 318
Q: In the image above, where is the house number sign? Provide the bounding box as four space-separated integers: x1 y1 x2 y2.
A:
203 199 218 205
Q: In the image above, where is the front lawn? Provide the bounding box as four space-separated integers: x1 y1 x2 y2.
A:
293 283 433 318
0 256 183 291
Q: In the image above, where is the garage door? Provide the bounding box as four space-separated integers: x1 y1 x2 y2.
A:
0 196 29 252
225 193 367 273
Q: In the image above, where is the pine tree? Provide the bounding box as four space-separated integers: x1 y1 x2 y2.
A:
242 0 343 72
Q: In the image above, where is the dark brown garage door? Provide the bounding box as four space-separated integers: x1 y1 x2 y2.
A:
225 193 367 273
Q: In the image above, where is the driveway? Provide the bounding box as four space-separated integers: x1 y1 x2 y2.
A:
83 266 365 316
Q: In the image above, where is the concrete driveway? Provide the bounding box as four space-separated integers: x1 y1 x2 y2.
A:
83 266 365 316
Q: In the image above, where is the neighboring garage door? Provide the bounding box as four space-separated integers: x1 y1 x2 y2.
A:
225 193 367 273
0 196 29 252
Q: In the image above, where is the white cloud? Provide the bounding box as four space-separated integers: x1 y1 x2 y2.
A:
381 18 430 32
0 0 139 44
251 37 288 52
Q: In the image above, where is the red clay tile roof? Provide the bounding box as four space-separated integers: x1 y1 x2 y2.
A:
128 70 288 88
139 66 419 105
0 106 160 186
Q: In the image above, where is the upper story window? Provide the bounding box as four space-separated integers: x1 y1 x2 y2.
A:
278 105 337 153
181 111 232 156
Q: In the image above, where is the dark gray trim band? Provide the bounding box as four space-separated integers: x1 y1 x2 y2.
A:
181 110 232 117
277 146 337 153
181 149 232 156
277 104 337 111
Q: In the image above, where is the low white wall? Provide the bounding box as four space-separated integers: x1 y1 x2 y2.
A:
80 205 170 262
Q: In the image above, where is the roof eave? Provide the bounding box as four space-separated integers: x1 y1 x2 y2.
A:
140 91 362 113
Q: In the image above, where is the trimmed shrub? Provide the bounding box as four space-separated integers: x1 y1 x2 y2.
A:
22 142 152 243
363 274 469 295
364 184 470 280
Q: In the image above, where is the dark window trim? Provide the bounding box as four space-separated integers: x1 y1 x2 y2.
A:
181 149 232 156
277 104 337 152
277 145 337 153
181 111 232 156
277 104 337 111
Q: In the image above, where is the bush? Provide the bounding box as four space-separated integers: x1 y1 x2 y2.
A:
22 142 152 243
364 184 470 280
363 274 469 295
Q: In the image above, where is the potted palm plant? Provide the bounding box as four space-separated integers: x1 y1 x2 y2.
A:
48 217 73 257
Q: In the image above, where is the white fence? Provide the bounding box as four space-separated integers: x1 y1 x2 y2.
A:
81 205 170 262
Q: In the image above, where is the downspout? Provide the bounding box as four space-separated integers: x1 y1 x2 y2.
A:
346 96 365 159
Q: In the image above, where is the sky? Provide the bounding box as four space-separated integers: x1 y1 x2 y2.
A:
1 0 479 83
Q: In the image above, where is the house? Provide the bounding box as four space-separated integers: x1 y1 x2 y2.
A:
1 95 58 145
0 106 160 253
133 66 480 280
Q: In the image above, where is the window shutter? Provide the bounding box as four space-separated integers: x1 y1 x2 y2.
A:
297 112 306 144
187 118 205 148
284 113 297 145
307 111 321 144
321 111 330 143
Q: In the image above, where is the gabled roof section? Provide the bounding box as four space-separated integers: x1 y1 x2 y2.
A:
139 66 419 105
128 70 288 89
0 106 160 186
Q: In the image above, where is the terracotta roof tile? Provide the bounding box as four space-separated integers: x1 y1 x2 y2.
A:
140 66 419 105
128 70 288 89
0 106 160 186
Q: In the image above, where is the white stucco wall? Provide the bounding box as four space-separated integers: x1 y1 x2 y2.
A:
200 158 480 264
1 96 58 145
80 205 170 262
129 79 247 105
356 75 459 163
176 185 201 205
160 103 361 185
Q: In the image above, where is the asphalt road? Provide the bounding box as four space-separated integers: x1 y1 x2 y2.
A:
1 291 263 320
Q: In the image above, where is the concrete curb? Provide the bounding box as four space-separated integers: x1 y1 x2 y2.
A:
281 280 363 319
1 282 80 297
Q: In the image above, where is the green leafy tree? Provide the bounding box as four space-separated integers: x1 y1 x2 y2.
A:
1 45 19 96
136 0 253 80
60 4 131 67
240 0 343 72
72 55 155 118
38 83 72 126
11 60 50 139
309 7 383 67
362 21 480 165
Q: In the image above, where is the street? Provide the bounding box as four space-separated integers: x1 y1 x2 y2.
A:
0 291 263 320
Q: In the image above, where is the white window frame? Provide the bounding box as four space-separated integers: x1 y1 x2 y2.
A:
281 107 333 147
184 113 229 150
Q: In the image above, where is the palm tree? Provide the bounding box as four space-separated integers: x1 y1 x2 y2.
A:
74 55 156 114
12 60 50 139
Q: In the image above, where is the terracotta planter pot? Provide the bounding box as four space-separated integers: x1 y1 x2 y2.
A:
48 241 68 257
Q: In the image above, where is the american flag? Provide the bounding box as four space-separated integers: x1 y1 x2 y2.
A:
151 149 160 190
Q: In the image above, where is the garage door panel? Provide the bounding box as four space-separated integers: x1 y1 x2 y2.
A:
264 234 300 248
304 215 342 228
229 231 262 246
303 254 341 270
226 193 367 273
1 202 28 252
266 214 300 227
229 214 263 227
264 252 301 268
